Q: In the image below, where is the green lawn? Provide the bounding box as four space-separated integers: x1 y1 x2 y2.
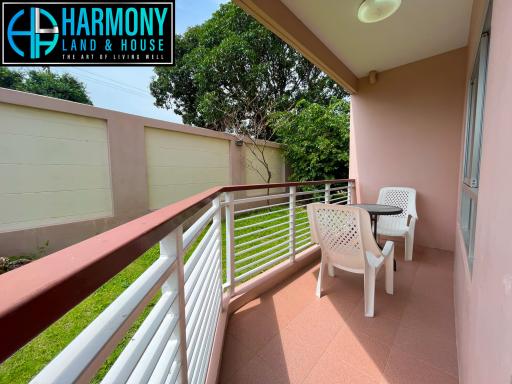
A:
0 197 329 383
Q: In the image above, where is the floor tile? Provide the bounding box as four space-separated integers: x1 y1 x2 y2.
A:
393 324 458 377
219 333 258 382
382 348 458 384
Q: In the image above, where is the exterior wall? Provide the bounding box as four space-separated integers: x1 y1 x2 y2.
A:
0 89 284 256
454 1 512 383
350 48 467 251
0 104 113 232
145 127 231 210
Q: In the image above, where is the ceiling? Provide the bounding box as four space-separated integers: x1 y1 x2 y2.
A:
280 0 474 78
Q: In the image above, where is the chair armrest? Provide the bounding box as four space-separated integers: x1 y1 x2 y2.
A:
407 214 418 225
381 241 394 258
365 251 385 269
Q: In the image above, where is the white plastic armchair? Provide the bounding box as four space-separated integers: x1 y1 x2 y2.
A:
307 203 394 317
376 187 418 261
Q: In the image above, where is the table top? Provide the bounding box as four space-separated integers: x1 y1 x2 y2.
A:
349 204 403 216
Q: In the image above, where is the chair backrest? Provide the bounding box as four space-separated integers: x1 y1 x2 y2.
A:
377 187 417 228
307 203 379 272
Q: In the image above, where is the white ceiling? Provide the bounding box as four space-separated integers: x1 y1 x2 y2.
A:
281 0 473 78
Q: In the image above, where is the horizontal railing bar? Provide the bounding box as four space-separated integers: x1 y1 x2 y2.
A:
183 204 217 250
234 220 289 240
234 214 288 232
186 263 220 346
235 232 291 257
165 360 180 384
183 222 219 281
296 217 309 225
101 290 178 383
235 238 291 266
330 186 349 192
147 331 180 384
185 249 220 324
31 257 177 383
295 221 310 230
234 205 290 222
296 242 315 254
233 192 290 206
223 179 354 192
185 239 220 303
296 238 312 248
296 232 311 241
236 246 289 272
329 196 347 202
185 249 220 329
190 294 220 384
295 227 310 236
126 312 179 384
235 253 290 282
331 199 349 205
234 200 290 215
295 189 325 196
296 196 323 204
188 293 221 383
234 226 289 249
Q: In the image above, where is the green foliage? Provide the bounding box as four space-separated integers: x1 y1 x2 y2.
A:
150 2 347 134
0 68 92 105
271 98 350 181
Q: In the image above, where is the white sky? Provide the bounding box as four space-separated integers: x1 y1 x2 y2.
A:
49 0 229 123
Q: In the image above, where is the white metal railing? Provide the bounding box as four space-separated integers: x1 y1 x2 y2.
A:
23 179 355 384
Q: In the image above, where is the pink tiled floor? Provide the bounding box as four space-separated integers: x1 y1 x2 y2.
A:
219 246 458 384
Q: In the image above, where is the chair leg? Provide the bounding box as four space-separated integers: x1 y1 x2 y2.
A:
405 233 414 261
385 248 394 295
364 267 376 317
327 263 335 277
316 259 326 298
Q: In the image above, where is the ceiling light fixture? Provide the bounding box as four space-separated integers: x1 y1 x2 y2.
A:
357 0 401 23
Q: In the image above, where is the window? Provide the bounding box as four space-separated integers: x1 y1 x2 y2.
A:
460 4 491 273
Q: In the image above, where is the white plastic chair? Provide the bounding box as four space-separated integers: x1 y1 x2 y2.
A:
307 203 394 317
376 187 418 261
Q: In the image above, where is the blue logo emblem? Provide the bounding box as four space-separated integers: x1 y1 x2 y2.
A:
7 7 59 59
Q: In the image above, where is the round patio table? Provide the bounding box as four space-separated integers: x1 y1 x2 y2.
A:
349 204 403 271
349 204 403 240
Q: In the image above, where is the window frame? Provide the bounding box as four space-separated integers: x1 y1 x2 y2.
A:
460 4 491 273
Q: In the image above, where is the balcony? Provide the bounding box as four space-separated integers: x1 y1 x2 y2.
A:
220 245 456 384
0 179 457 384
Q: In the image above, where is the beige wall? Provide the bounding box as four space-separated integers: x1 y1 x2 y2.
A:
244 144 285 196
0 89 284 256
350 48 467 251
145 127 231 209
0 104 113 232
454 1 512 383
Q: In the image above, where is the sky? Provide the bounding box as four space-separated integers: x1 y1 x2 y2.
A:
49 0 229 123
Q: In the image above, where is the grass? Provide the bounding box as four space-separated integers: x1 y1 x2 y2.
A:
0 189 347 383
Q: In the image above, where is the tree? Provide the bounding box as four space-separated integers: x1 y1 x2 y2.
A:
271 98 350 182
150 2 347 136
0 68 92 105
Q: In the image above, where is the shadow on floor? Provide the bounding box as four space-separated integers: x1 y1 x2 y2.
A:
219 245 458 384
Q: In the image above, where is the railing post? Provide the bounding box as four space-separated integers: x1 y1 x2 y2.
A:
224 192 235 297
347 180 356 204
325 183 331 204
160 225 189 384
289 186 296 262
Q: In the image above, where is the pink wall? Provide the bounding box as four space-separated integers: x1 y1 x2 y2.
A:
350 48 467 251
454 0 512 382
